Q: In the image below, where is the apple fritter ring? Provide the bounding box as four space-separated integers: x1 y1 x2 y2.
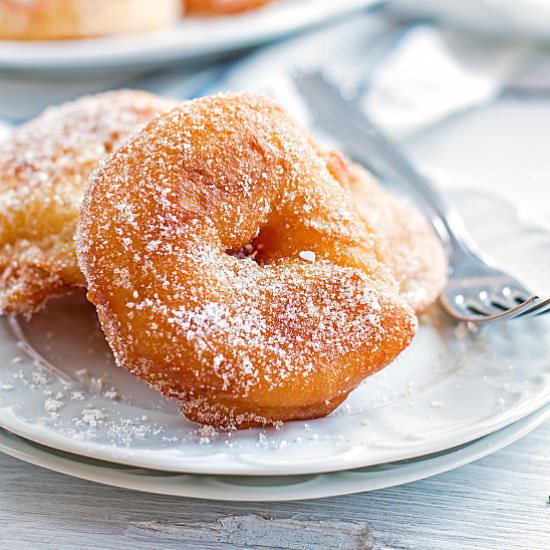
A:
78 93 417 430
0 90 175 315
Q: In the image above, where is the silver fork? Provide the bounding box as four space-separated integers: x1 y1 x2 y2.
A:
292 71 549 324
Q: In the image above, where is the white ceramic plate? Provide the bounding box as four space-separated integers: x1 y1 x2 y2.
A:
0 179 548 476
0 0 377 71
0 20 549 477
1 402 548 501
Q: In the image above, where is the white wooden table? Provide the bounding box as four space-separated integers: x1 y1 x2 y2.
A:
1 419 548 549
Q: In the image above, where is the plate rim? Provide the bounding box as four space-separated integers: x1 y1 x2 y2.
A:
0 0 379 71
1 402 548 501
2 375 550 476
1 311 550 476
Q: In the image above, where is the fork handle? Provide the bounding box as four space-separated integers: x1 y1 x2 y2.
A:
333 101 476 265
293 72 486 269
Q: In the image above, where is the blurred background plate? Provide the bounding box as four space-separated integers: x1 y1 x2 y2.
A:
390 0 550 40
0 0 377 72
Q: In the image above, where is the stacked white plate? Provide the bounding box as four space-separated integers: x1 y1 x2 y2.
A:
1 15 549 502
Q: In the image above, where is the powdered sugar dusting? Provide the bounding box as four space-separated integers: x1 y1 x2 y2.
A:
78 92 416 429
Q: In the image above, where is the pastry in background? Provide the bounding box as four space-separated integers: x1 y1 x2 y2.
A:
0 90 175 314
0 0 181 40
336 156 447 313
185 0 269 15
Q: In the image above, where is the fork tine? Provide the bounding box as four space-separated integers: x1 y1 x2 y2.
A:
484 296 542 322
292 70 546 326
471 295 541 318
516 297 550 319
534 304 550 317
489 296 515 311
441 296 540 324
464 300 494 316
511 290 533 304
531 304 550 317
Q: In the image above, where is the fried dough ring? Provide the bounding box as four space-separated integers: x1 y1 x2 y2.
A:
0 90 175 314
0 0 181 40
327 153 447 312
78 93 417 429
185 0 269 15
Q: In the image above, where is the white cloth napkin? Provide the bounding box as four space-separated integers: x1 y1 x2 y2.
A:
361 24 534 137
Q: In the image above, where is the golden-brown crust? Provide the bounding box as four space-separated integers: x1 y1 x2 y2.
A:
0 0 181 40
185 0 269 15
78 93 417 430
0 90 175 314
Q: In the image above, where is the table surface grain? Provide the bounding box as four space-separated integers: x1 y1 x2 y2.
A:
1 418 549 550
